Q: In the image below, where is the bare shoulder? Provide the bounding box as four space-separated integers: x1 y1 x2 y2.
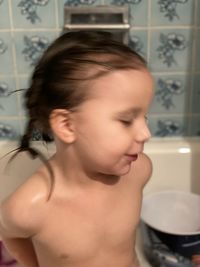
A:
127 153 153 189
0 166 50 239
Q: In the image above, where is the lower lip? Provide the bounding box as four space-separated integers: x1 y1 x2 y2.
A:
125 154 138 162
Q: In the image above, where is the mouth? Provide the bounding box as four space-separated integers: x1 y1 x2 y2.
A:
125 154 138 162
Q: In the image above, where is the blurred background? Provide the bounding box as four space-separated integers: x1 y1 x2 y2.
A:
0 0 199 139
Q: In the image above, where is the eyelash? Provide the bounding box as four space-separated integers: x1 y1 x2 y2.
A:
120 115 148 126
120 119 133 126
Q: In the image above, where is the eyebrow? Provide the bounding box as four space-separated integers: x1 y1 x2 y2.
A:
115 107 142 116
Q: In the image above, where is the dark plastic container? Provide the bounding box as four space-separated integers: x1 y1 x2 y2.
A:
141 191 200 266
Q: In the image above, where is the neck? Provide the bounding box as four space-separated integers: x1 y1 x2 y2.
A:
51 147 120 190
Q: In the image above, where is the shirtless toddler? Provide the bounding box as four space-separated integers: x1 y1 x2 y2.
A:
0 31 154 267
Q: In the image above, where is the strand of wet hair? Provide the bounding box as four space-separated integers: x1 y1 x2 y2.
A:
1 119 55 200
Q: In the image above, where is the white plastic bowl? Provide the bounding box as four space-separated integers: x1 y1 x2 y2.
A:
141 190 200 235
141 191 200 260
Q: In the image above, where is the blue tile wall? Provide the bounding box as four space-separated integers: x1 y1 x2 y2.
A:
14 31 57 75
109 0 148 27
0 0 10 29
12 0 57 28
0 0 199 139
149 29 192 72
149 74 190 114
129 29 148 60
0 32 14 75
151 0 194 26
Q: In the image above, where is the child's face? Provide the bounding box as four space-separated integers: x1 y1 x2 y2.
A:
72 69 154 177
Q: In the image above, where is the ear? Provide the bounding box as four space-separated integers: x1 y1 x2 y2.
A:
49 109 76 143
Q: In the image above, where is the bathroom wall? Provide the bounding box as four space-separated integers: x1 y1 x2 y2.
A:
0 0 199 139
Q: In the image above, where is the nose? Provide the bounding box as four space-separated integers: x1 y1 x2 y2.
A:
134 123 151 143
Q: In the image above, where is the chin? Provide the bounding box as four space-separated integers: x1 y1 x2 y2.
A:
111 165 132 177
101 161 132 177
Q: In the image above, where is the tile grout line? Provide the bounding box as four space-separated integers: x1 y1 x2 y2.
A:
54 0 60 31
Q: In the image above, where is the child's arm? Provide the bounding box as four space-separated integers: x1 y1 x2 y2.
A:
0 173 47 267
2 237 39 267
0 201 40 267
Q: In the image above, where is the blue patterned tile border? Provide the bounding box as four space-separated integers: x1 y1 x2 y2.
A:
0 77 19 116
151 0 194 26
0 0 10 29
0 32 14 75
148 116 189 137
12 0 57 28
14 31 57 75
128 29 147 60
149 74 190 114
0 120 21 140
149 29 192 72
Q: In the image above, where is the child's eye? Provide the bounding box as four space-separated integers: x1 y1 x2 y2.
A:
120 120 132 126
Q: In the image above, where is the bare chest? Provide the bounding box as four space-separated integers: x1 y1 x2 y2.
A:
33 186 142 263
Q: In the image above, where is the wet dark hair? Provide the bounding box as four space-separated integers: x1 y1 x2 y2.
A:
10 31 147 198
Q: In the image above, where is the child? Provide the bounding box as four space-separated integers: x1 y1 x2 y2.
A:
0 31 154 267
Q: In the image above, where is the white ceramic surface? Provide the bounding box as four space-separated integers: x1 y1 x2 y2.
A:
141 191 200 235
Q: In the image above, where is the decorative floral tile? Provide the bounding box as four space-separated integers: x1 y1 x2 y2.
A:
106 0 148 27
190 115 200 136
0 0 199 139
195 29 200 71
0 120 21 140
0 0 10 29
192 74 200 113
0 77 19 116
151 0 194 26
128 29 147 60
64 0 101 6
14 31 57 75
0 32 14 75
148 116 189 137
11 0 57 28
149 74 190 114
149 29 192 72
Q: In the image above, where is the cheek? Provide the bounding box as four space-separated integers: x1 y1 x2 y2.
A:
94 124 132 156
76 116 132 155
